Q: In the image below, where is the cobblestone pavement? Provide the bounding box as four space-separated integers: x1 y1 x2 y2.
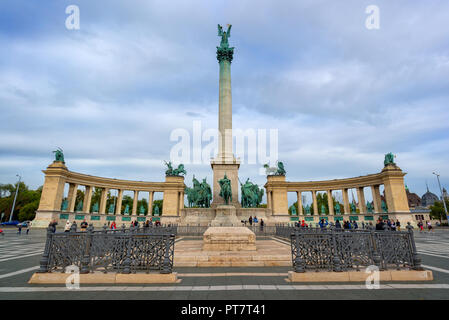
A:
0 228 449 300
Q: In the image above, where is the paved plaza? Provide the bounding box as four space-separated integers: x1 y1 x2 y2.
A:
0 228 448 300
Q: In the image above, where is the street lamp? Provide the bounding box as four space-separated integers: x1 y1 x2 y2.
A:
433 172 449 223
9 174 21 223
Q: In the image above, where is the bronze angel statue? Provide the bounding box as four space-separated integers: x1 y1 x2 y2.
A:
218 24 232 48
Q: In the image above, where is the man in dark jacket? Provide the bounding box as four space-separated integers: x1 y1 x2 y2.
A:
376 218 384 231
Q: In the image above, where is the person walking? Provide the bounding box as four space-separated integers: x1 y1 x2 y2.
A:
396 220 401 231
17 224 22 235
260 219 264 232
254 216 258 225
418 221 423 232
427 221 433 232
64 220 71 232
353 221 358 229
249 216 253 226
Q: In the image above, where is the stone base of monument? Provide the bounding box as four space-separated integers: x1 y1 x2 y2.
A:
287 270 433 282
28 272 179 284
203 227 256 251
174 237 291 267
210 205 241 227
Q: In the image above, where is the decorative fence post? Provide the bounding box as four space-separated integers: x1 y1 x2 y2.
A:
37 226 53 273
408 228 423 271
331 229 342 272
292 230 305 273
370 230 383 271
161 234 173 274
122 234 132 274
80 224 93 274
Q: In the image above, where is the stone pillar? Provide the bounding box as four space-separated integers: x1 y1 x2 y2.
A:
327 190 334 215
381 164 410 212
149 191 154 216
297 191 303 215
132 190 138 215
312 190 318 215
162 176 185 216
266 175 288 215
371 185 382 213
67 183 78 212
36 161 68 212
99 188 109 214
342 188 350 214
179 191 184 210
357 187 366 214
115 189 123 215
266 189 271 211
83 186 93 213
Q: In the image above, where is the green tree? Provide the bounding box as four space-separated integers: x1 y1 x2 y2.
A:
0 183 42 222
430 200 449 221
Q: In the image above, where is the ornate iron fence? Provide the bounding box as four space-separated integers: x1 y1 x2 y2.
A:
37 225 175 274
288 227 423 272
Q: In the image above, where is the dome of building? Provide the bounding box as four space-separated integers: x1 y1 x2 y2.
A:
421 186 439 207
406 186 421 209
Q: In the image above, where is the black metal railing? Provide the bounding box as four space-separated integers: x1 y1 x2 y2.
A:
38 225 175 274
288 227 423 272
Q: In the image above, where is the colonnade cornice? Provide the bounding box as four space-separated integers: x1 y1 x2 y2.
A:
62 170 185 192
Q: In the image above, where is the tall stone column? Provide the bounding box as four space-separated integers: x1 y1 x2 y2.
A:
312 190 318 215
148 191 154 216
67 183 78 212
211 25 240 207
115 189 123 215
327 190 334 215
179 191 184 210
132 191 138 215
357 187 366 214
297 191 303 215
371 185 381 213
342 188 350 214
99 188 109 214
83 186 93 213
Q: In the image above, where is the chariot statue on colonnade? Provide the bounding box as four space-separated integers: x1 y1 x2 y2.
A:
53 147 65 163
164 161 187 176
384 152 396 166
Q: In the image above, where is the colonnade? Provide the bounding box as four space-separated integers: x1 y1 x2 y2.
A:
265 163 410 217
36 161 185 219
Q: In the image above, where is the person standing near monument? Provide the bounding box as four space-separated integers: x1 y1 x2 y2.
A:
249 216 253 226
64 220 71 232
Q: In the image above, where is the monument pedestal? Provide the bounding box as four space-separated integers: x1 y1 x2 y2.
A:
211 205 241 227
203 227 256 251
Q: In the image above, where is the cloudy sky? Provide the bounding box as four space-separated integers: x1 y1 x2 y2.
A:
1 0 448 204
